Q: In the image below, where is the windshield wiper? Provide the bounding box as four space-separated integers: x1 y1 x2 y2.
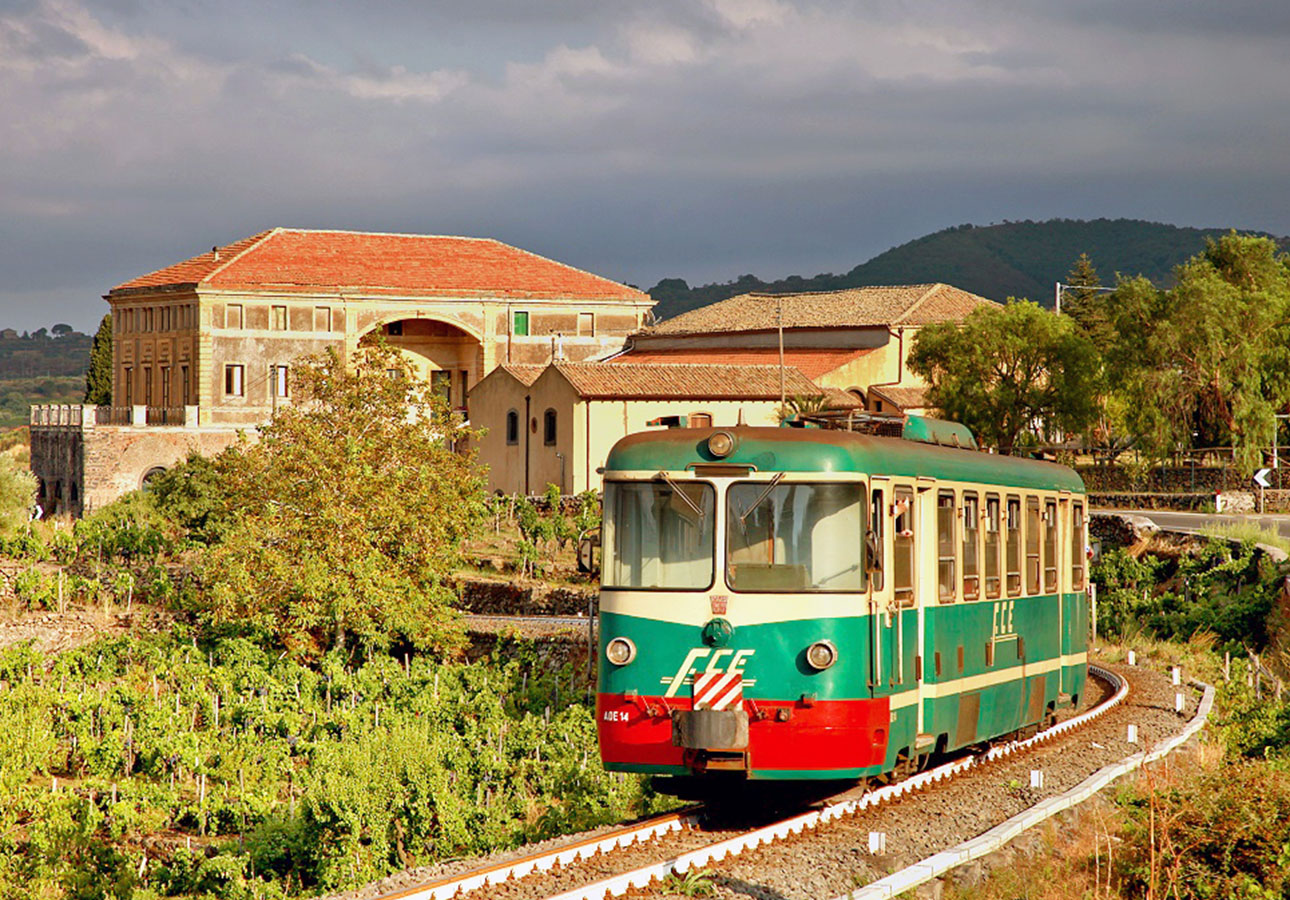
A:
737 472 785 526
656 471 704 518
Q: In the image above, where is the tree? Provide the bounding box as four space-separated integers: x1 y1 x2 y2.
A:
196 343 487 658
83 314 112 404
1062 253 1115 346
51 323 73 337
907 300 1102 454
1105 233 1290 471
0 454 36 533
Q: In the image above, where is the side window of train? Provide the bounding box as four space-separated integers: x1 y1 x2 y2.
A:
962 492 980 601
1005 496 1022 597
1071 501 1086 590
985 494 1001 599
1025 497 1041 595
868 488 885 591
937 491 956 602
893 487 915 607
1043 499 1058 593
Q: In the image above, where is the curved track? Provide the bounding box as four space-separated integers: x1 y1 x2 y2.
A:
376 665 1137 900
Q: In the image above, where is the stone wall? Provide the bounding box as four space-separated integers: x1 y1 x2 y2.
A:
30 408 250 516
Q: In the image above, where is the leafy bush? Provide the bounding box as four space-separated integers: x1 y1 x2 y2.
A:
0 453 35 534
0 633 652 898
74 493 174 565
1092 540 1284 653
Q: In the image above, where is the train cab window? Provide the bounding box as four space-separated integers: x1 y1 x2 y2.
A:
1071 502 1086 590
984 495 1001 599
893 487 915 607
726 482 865 592
1025 497 1041 595
602 480 715 590
962 493 980 601
937 491 956 602
1005 497 1022 597
1043 499 1058 593
869 488 885 591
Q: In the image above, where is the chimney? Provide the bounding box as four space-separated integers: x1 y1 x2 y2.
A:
212 246 220 261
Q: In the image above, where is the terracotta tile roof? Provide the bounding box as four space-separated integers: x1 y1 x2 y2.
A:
869 384 928 410
111 228 649 302
549 362 821 400
650 284 997 335
499 365 545 387
823 388 865 410
610 347 875 380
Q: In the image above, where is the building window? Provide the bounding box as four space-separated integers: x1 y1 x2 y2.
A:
577 312 595 336
543 408 557 445
314 306 331 331
513 311 530 336
225 364 244 396
123 367 133 406
272 365 289 398
160 366 171 407
142 366 152 406
458 370 469 406
506 410 519 445
431 371 451 402
689 412 713 428
225 304 243 330
181 365 190 405
272 305 287 330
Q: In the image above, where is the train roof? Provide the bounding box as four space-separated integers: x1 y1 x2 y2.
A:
603 426 1085 494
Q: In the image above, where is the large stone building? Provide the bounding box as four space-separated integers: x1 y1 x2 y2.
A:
614 283 998 414
30 228 653 515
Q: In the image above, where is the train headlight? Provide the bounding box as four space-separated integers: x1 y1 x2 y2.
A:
806 640 838 671
707 431 735 457
606 637 637 666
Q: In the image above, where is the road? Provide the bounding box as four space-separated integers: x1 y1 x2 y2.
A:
1105 508 1290 540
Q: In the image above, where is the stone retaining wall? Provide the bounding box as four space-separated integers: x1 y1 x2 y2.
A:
455 577 597 616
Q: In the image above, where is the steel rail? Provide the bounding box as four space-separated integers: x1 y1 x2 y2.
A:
375 665 1128 900
538 665 1130 900
373 807 702 900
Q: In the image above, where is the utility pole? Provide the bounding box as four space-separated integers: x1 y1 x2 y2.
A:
777 295 785 407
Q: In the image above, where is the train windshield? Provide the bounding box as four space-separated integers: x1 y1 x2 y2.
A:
726 481 865 592
602 480 716 590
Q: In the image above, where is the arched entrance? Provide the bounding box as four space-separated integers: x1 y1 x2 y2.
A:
360 317 484 409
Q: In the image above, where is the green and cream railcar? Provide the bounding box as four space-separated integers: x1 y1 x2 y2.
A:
596 422 1089 783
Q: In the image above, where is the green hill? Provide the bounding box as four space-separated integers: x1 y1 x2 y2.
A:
647 218 1287 320
0 326 92 427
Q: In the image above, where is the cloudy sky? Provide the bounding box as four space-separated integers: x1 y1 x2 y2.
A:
4 0 1290 330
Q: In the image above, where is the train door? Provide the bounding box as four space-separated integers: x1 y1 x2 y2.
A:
892 485 918 732
867 483 896 695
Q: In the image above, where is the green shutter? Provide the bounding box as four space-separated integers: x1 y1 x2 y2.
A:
513 311 530 336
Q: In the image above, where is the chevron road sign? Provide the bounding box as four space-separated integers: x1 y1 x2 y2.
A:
1255 468 1273 488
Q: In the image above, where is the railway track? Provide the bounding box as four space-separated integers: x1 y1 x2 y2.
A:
367 662 1204 900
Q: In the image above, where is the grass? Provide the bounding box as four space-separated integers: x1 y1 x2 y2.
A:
1198 520 1290 557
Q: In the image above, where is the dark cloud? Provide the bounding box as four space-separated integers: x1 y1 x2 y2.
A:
1 0 1288 331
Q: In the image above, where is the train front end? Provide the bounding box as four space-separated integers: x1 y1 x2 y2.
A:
596 427 890 784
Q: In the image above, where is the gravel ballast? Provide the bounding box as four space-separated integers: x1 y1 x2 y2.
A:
334 657 1199 900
